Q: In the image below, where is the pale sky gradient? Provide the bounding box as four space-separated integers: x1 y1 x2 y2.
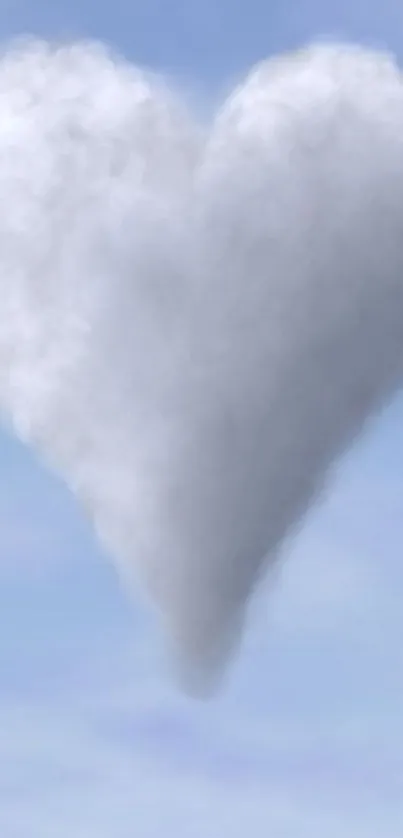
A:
0 2 403 836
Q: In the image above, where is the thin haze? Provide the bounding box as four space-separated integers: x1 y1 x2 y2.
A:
1 39 403 694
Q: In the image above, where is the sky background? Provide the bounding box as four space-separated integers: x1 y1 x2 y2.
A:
0 1 403 836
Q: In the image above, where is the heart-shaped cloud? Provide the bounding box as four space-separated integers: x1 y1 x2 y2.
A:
1 39 403 694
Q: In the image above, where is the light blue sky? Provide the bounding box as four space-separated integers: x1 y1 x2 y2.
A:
0 2 403 836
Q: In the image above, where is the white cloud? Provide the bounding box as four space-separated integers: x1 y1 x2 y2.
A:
2 39 403 692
